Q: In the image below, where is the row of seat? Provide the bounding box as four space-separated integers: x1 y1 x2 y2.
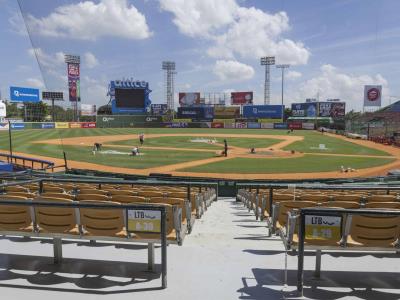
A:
237 188 400 250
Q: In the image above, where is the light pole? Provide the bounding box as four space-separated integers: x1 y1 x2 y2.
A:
276 64 290 121
260 57 275 105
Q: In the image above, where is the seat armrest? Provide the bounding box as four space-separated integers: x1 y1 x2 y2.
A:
173 206 182 233
341 214 353 247
260 195 267 221
271 203 280 233
286 211 299 248
185 200 191 226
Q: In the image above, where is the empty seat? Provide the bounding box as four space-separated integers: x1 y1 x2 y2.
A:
138 191 165 198
4 186 28 193
108 190 138 196
79 200 126 237
78 189 108 195
320 201 360 209
35 198 78 234
332 195 363 202
42 186 65 193
346 212 400 248
76 194 109 201
300 194 330 202
0 196 33 231
367 195 398 202
365 202 400 209
4 192 36 199
276 201 316 230
111 195 147 204
41 193 75 200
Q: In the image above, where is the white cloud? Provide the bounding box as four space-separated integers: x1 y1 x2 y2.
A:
84 52 99 68
159 0 238 38
160 0 310 65
286 70 302 80
27 0 152 41
298 64 389 110
213 60 254 81
25 78 45 89
9 12 28 36
28 48 65 68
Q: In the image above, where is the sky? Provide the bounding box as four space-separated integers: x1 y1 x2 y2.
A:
0 0 400 111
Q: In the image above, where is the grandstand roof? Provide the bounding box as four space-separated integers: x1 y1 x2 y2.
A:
377 100 400 113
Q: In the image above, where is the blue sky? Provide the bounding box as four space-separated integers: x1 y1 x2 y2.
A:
0 0 399 111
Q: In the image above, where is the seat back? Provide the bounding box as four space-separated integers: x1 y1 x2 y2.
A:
365 202 400 209
5 192 36 199
108 190 138 196
348 213 400 247
300 194 330 202
78 189 108 195
138 191 165 198
367 195 398 202
277 201 316 228
150 197 186 221
35 197 76 233
41 192 75 200
332 195 363 202
76 194 109 201
320 201 360 209
4 186 28 193
111 195 147 204
0 196 31 231
42 186 65 193
79 200 124 236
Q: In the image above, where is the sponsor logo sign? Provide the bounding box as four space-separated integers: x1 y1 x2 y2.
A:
211 122 224 128
11 123 25 130
364 85 382 107
243 105 284 119
41 123 55 129
273 123 288 129
127 210 161 233
10 86 40 102
231 92 253 105
214 106 240 118
305 215 341 241
69 122 82 128
179 93 201 106
55 122 70 129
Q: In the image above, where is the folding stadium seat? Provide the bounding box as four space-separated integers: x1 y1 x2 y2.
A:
345 213 400 248
365 202 400 209
42 186 65 193
25 184 39 192
367 195 399 203
150 197 189 228
78 189 108 195
300 194 331 202
0 196 33 232
319 201 360 209
110 195 147 204
75 194 109 201
332 194 364 202
4 185 28 193
5 191 36 199
34 198 79 234
79 200 126 238
138 191 165 198
41 193 75 200
273 200 317 233
107 190 138 196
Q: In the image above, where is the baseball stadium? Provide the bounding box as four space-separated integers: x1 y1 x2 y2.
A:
0 1 400 299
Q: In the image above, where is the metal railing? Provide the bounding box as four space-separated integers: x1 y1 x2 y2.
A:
0 152 55 171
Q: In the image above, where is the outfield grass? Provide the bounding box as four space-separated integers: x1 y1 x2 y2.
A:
179 155 396 174
109 136 281 149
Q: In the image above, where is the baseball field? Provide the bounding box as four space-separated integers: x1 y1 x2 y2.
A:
0 128 399 179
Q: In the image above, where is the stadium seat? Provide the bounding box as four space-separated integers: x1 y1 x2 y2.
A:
345 213 400 248
78 189 108 195
319 201 360 209
34 197 79 234
4 186 28 193
79 200 126 237
0 196 33 231
365 202 400 209
300 194 331 202
41 192 75 200
107 189 138 196
273 200 317 232
111 195 147 204
4 191 36 199
76 194 109 201
367 195 399 202
139 191 165 198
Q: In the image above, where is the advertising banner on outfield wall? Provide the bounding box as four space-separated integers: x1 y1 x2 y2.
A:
11 123 25 130
247 122 261 129
177 107 214 121
214 106 240 118
243 105 284 119
0 123 9 130
41 123 55 129
288 123 302 130
302 122 315 130
231 92 253 105
55 122 69 129
364 85 382 107
179 92 201 106
69 122 82 128
224 122 235 129
235 122 247 129
81 122 96 128
274 123 288 129
292 103 317 117
211 122 224 128
261 123 274 129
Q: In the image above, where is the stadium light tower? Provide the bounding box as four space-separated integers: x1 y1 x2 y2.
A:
260 56 275 105
276 64 290 120
162 61 176 111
